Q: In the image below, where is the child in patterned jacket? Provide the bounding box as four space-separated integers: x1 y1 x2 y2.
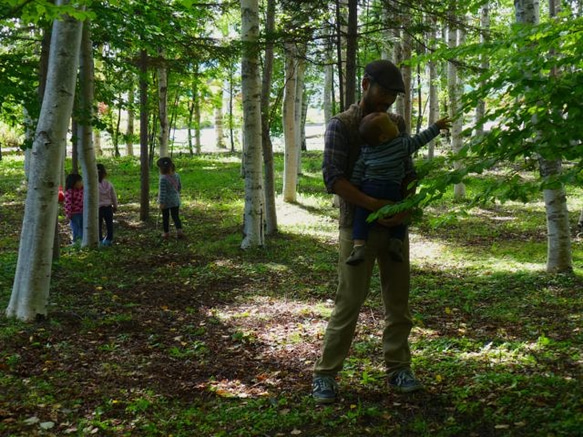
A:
157 157 185 240
64 173 84 244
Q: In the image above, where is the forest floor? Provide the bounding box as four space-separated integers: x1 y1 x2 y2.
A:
1 153 582 436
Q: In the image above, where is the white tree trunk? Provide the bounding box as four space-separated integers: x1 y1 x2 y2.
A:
240 0 264 249
215 104 225 148
78 21 99 248
427 19 440 159
540 160 572 272
447 7 466 199
282 42 298 202
127 78 135 156
475 2 490 136
157 52 169 158
401 13 412 133
261 0 278 235
7 1 83 321
294 54 306 174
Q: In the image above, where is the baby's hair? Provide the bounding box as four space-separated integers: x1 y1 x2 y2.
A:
97 163 107 183
156 157 174 175
65 173 82 190
359 112 399 147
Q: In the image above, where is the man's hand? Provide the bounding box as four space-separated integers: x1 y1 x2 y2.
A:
377 209 411 227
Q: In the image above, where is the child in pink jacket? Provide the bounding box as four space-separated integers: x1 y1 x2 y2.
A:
64 173 83 243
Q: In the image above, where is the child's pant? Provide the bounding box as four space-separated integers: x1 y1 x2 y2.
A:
99 206 114 242
162 206 182 233
353 180 406 242
70 213 83 243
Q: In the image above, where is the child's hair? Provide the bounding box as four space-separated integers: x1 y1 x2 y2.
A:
359 112 400 147
97 164 107 183
156 157 174 175
65 173 82 190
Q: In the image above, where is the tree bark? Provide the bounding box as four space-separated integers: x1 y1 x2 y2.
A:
78 20 99 248
282 42 298 203
261 0 278 235
139 49 149 222
157 50 169 158
448 3 466 199
7 0 83 321
240 0 264 248
127 77 135 156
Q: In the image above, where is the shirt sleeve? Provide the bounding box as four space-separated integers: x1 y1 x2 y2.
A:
158 177 167 205
401 124 440 154
387 113 417 181
322 118 349 194
110 182 118 208
350 155 365 186
64 190 72 218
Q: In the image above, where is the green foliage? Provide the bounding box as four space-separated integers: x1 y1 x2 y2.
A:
1 154 582 436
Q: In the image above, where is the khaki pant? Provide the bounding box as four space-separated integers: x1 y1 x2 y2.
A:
314 226 413 376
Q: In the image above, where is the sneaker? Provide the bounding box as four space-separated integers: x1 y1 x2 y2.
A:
346 245 366 266
101 238 112 247
388 238 404 262
176 230 186 240
161 233 170 240
388 369 423 393
312 375 338 404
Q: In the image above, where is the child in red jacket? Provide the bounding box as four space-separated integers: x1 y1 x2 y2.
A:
64 173 83 243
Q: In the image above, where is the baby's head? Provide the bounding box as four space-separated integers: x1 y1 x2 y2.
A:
359 112 400 147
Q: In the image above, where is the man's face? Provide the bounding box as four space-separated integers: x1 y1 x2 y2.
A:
362 79 398 114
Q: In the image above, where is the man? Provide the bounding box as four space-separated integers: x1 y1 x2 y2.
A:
313 59 422 404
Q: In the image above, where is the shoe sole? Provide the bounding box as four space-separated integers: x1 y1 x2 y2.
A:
389 384 424 394
313 395 336 404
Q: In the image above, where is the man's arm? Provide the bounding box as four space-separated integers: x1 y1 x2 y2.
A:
332 177 389 212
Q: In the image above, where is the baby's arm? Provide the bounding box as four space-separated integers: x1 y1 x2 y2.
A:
403 116 453 154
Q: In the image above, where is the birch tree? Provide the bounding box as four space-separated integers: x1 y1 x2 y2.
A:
261 0 277 235
157 50 169 158
474 2 490 137
7 1 83 321
240 0 264 248
447 4 466 199
282 41 299 202
78 20 99 248
520 0 572 272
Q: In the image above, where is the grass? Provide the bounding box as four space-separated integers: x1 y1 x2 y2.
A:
1 151 582 436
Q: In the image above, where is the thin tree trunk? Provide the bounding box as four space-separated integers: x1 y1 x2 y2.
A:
7 1 83 321
157 51 169 157
240 0 264 249
261 0 277 235
282 42 298 202
448 4 466 199
139 49 149 222
427 17 439 159
127 77 135 156
78 20 99 248
344 0 357 107
475 2 490 136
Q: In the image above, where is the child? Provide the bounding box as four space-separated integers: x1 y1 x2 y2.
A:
157 157 185 240
64 173 84 244
346 112 452 265
97 163 118 246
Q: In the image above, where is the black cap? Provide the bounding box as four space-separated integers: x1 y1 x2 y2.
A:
364 60 405 94
156 157 173 168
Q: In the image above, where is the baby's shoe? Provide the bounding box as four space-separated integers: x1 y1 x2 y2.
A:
346 245 366 266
